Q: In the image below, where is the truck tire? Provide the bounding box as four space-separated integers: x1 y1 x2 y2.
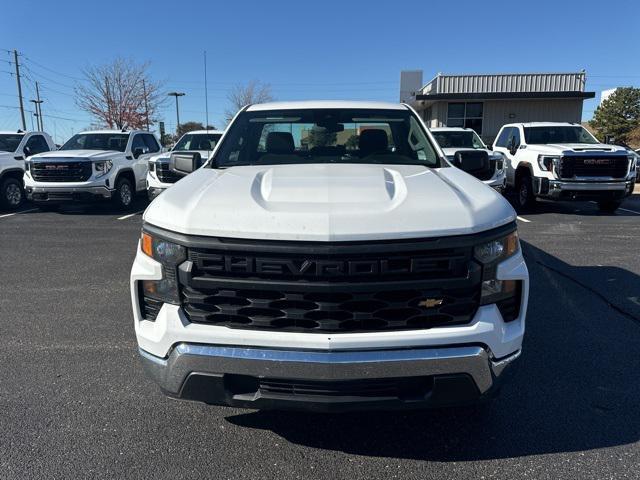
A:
0 177 24 210
516 173 535 210
597 200 622 213
113 177 134 210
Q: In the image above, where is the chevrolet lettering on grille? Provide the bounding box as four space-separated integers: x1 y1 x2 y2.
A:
197 254 447 277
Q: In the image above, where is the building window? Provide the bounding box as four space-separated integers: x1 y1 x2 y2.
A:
447 102 483 134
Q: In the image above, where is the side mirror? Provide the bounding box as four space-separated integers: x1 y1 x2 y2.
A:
170 152 202 175
453 150 492 179
508 140 519 156
133 147 145 159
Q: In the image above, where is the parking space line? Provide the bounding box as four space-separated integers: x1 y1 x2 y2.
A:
618 207 640 215
117 211 143 220
516 216 531 223
588 201 640 215
0 208 39 219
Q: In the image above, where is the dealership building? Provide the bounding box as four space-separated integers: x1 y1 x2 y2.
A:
400 70 595 142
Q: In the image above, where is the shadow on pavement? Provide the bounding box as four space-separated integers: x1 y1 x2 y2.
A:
225 241 640 460
505 190 640 217
7 196 150 216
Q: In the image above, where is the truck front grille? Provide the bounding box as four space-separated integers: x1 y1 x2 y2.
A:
156 163 181 184
169 231 498 333
559 155 628 179
31 161 92 182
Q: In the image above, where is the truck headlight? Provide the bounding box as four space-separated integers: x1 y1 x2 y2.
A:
148 160 155 173
474 231 522 319
140 231 186 305
538 155 559 172
489 152 505 171
94 160 113 178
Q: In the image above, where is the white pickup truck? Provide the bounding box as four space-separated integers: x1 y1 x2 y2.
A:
147 129 224 200
431 127 506 192
493 122 636 212
24 129 161 209
131 101 529 412
0 130 56 209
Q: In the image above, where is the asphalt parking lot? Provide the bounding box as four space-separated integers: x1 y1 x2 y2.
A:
1 193 639 479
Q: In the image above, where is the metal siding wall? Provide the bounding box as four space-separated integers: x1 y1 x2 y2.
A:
482 100 583 140
436 73 585 94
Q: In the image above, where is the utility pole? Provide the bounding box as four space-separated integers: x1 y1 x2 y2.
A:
204 51 209 132
35 81 43 131
142 79 150 131
13 49 26 130
167 92 185 134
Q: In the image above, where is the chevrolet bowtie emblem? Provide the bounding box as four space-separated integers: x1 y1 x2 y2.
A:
419 298 444 308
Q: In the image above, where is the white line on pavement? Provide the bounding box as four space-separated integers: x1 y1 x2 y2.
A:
117 211 143 220
516 216 531 223
588 201 640 215
618 207 640 215
0 208 39 219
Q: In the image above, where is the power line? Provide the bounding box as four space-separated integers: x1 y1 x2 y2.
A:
22 55 84 81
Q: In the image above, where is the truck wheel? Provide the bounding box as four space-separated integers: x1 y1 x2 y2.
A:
516 173 535 210
0 177 24 210
597 200 622 213
113 177 134 210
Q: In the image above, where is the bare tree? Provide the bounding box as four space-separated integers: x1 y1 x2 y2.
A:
75 58 165 130
225 80 274 124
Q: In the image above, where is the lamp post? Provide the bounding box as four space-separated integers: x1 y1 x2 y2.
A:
167 92 185 134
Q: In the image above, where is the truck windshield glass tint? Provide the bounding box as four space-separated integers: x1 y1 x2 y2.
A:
174 134 222 151
0 134 23 152
523 126 598 145
433 131 484 149
213 109 440 167
60 133 130 152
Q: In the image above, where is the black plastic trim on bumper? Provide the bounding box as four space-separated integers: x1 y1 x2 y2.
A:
139 344 519 412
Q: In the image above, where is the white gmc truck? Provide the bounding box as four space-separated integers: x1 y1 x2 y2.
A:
0 130 56 209
493 122 636 212
25 129 161 209
131 101 529 411
147 129 224 200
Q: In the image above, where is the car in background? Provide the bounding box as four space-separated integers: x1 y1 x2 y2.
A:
147 129 224 200
24 130 160 210
0 130 56 209
431 127 506 192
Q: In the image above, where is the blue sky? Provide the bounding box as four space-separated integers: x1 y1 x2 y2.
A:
1 0 639 143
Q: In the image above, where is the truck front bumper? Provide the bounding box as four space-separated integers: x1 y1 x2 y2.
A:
534 178 635 201
139 343 519 412
25 185 114 203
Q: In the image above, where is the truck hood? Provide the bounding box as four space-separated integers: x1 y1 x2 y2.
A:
30 149 120 160
441 147 492 157
144 163 515 241
530 143 627 154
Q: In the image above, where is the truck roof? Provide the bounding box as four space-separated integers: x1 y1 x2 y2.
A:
430 127 476 132
76 129 151 135
502 122 583 128
246 100 407 111
181 130 225 135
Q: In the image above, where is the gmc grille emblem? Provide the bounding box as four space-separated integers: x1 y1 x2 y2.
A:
44 164 68 170
198 255 445 277
583 159 613 165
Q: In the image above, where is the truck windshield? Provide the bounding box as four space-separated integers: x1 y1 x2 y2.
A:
432 130 485 149
0 134 24 152
174 133 222 151
523 126 598 145
213 109 440 168
60 133 129 152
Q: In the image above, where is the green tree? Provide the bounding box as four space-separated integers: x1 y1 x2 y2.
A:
590 87 640 143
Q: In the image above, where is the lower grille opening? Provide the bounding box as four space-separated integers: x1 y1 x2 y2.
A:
226 375 434 400
496 284 522 322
